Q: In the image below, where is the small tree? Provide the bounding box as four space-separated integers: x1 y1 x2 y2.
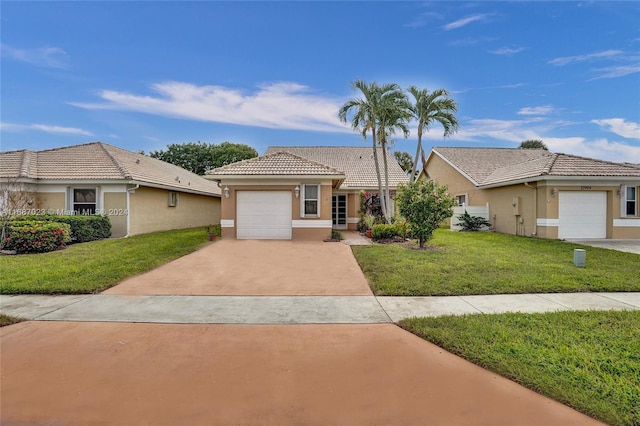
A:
396 179 455 249
393 151 414 174
1 179 36 250
518 140 548 150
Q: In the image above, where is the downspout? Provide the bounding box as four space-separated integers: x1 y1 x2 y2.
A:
125 184 139 237
524 182 537 236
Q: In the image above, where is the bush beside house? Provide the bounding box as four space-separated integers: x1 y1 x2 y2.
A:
2 214 111 254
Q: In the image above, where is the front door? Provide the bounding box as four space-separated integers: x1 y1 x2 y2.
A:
332 194 347 230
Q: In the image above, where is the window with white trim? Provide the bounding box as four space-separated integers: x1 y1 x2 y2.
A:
624 186 637 216
302 184 320 217
72 188 97 215
455 194 467 206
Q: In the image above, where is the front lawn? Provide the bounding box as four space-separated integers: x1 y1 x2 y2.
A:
0 227 210 294
400 310 640 426
352 230 640 295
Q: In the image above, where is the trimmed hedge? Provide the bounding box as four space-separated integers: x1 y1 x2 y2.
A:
372 224 398 240
14 214 111 243
3 221 71 254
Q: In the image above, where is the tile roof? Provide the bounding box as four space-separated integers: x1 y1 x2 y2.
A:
432 147 640 187
207 151 345 176
0 142 220 196
265 146 409 189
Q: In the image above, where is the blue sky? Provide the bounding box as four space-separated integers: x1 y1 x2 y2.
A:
2 1 639 164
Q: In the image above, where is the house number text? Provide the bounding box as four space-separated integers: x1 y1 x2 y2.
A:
580 186 592 190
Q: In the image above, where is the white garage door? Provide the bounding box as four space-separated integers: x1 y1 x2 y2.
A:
558 191 606 239
236 191 292 239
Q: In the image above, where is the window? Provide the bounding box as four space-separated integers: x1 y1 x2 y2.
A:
73 188 96 215
168 191 179 207
456 194 467 206
625 186 637 216
302 184 320 217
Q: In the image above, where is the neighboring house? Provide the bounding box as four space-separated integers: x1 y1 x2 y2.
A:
422 147 640 240
0 142 221 238
205 146 408 240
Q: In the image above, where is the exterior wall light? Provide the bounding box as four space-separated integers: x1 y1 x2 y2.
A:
224 186 230 198
617 184 624 197
294 186 300 198
551 188 558 197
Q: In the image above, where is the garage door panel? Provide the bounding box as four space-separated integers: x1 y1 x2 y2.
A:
558 191 606 239
237 191 292 239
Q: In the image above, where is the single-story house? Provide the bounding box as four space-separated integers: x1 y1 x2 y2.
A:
422 147 640 239
0 142 221 237
205 146 408 240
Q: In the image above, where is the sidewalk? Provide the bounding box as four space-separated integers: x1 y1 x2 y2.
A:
2 292 638 324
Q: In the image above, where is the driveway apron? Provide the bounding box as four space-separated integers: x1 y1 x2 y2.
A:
0 321 602 426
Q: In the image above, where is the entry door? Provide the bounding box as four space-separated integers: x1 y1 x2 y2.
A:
332 194 347 230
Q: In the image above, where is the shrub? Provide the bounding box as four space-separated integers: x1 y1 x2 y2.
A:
372 224 397 240
15 214 111 243
394 219 411 239
3 221 71 254
330 229 343 240
396 180 456 248
457 210 491 232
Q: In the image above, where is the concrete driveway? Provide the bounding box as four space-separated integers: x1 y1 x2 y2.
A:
568 239 640 255
1 240 605 425
1 321 602 425
104 240 372 296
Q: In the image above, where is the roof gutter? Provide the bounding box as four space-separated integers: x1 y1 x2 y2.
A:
124 184 139 238
524 182 537 236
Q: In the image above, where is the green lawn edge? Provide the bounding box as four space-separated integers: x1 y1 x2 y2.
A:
0 227 210 294
352 229 640 296
400 310 640 426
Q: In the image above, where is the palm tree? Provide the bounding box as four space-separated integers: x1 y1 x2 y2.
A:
339 80 411 222
407 86 459 181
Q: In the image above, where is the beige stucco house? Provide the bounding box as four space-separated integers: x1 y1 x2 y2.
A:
422 147 640 240
0 142 221 238
205 146 408 240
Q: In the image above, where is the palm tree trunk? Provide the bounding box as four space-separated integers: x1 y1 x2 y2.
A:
410 126 423 182
381 140 392 223
371 130 387 222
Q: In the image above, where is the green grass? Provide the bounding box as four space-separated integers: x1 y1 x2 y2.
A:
0 313 25 327
352 229 640 295
0 227 210 294
400 310 640 426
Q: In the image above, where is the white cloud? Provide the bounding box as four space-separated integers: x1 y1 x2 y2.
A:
432 117 640 163
443 14 490 31
72 81 350 133
548 49 623 66
588 64 640 80
517 105 555 116
0 44 69 69
0 122 93 136
592 118 640 140
547 138 640 163
489 47 526 56
405 11 443 29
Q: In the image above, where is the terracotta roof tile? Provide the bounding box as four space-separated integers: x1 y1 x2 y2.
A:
207 151 345 176
0 142 220 196
433 147 640 187
266 146 408 189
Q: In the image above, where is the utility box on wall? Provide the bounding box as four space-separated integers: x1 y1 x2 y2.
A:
512 197 521 216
